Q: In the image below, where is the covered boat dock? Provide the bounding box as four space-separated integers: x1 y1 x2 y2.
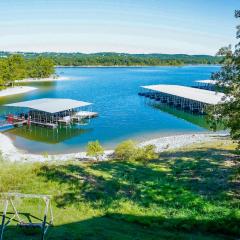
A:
3 98 98 129
139 84 225 114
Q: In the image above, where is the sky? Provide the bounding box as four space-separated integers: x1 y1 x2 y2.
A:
0 0 239 55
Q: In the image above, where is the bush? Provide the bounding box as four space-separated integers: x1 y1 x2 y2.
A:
135 144 158 163
86 141 104 161
114 140 137 161
115 140 157 163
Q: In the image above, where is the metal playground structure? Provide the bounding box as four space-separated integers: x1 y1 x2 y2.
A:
0 192 53 240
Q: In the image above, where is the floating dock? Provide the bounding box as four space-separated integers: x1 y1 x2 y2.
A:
139 84 226 114
72 111 98 121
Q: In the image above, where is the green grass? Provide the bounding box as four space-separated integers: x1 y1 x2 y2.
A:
0 139 239 240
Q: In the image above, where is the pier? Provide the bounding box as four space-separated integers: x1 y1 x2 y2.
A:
139 84 225 114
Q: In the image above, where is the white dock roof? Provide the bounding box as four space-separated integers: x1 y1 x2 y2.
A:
5 98 92 113
142 85 225 105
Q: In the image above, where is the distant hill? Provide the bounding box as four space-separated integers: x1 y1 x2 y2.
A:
0 51 222 66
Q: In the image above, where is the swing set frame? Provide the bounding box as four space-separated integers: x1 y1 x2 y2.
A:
0 192 53 240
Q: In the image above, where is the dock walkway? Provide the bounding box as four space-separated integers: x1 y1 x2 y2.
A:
73 111 98 119
30 121 58 129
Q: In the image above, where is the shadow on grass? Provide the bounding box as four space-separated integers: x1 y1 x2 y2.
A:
36 146 240 238
0 211 51 224
1 214 238 240
158 147 240 197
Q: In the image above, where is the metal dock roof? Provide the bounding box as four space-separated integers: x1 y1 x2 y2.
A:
4 98 92 114
141 84 225 105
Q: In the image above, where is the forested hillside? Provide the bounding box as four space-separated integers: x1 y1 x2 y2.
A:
0 52 221 66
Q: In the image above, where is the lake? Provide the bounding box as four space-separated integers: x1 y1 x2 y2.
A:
0 65 220 154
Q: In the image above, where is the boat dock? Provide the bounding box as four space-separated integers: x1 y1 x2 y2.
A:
139 84 225 114
2 98 98 130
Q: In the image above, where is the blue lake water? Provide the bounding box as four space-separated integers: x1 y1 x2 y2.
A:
0 65 220 154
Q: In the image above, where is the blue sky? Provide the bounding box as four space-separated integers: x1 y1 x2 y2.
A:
0 0 239 54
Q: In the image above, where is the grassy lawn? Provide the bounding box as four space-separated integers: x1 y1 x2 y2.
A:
0 139 239 240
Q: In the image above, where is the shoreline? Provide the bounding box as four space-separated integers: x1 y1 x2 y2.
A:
0 76 71 97
0 86 37 97
0 132 228 163
15 76 70 83
56 65 182 68
56 64 220 68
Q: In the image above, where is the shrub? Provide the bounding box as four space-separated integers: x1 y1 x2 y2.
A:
86 140 104 161
115 141 157 163
42 151 49 159
114 140 137 161
135 144 158 164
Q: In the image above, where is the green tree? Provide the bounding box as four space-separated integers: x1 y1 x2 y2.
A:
0 59 8 89
86 141 104 161
208 11 240 146
0 55 55 88
6 55 27 86
27 57 55 78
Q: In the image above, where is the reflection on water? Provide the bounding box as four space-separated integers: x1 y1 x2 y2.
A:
150 103 211 130
18 81 57 88
6 124 91 144
150 102 224 131
0 82 57 106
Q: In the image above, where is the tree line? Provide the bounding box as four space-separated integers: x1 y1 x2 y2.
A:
0 55 55 89
52 55 184 66
40 53 222 66
0 52 222 67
